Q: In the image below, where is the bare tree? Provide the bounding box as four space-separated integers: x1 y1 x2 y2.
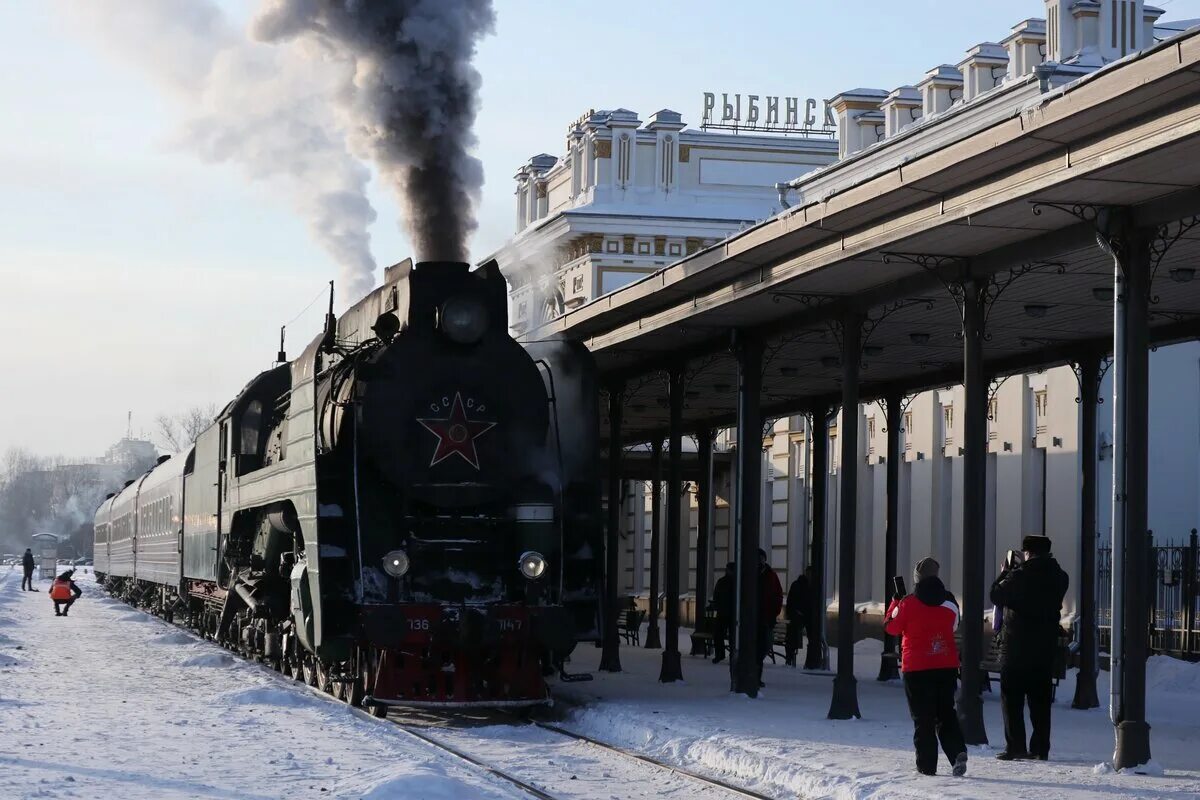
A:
155 404 219 453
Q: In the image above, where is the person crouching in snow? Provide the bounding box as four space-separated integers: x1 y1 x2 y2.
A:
884 557 968 777
50 570 82 617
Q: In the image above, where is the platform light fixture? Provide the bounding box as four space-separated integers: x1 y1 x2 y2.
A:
819 355 841 368
909 332 931 345
1023 304 1052 319
1169 267 1196 283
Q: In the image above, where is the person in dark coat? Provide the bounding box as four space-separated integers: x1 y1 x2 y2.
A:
21 548 37 591
50 570 83 616
784 567 811 666
990 535 1069 761
709 562 735 663
756 548 784 687
885 557 968 777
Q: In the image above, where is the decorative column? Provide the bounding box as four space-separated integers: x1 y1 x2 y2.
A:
646 439 663 649
600 384 624 672
804 405 831 671
733 331 764 697
661 367 685 682
691 429 715 656
877 391 903 682
1073 354 1104 710
828 313 864 720
1114 225 1153 769
957 277 989 745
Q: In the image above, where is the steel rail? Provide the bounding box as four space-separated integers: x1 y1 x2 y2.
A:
393 724 560 800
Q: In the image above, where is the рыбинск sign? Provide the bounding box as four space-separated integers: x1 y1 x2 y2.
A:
702 92 834 134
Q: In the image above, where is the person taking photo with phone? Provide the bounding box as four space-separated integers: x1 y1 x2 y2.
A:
885 557 968 777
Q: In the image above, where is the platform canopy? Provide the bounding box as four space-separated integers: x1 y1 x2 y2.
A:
524 29 1200 442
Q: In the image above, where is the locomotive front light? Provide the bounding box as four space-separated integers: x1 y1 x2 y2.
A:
518 551 547 580
439 296 489 344
382 550 410 578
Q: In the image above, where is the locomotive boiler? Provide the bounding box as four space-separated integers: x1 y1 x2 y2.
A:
95 259 602 711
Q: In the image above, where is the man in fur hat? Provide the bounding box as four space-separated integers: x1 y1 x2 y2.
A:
989 535 1069 761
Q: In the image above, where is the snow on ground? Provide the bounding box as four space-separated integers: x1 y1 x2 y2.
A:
0 568 520 800
3 565 1198 800
555 628 1200 800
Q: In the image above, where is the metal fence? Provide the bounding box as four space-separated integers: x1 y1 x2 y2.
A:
1098 530 1200 661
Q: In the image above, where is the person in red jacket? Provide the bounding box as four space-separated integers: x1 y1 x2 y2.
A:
50 570 83 617
756 548 783 688
885 557 968 777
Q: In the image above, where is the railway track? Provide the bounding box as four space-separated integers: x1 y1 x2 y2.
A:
102 585 777 800
383 707 778 800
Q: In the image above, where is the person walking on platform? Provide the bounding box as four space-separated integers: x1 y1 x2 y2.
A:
756 548 783 687
885 557 968 777
709 562 735 663
50 570 82 617
21 548 37 591
784 567 811 666
990 535 1069 761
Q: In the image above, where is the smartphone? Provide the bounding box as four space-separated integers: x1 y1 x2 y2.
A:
892 576 907 597
1005 549 1023 569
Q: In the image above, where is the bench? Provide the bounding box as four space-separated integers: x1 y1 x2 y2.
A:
768 620 793 665
689 610 717 657
955 628 1071 701
619 608 645 647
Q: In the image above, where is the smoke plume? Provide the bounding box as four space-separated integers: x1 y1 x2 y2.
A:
62 0 379 300
253 0 496 263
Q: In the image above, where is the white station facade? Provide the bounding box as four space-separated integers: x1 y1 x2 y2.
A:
491 0 1200 627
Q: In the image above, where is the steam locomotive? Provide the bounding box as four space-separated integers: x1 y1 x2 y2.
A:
94 260 602 711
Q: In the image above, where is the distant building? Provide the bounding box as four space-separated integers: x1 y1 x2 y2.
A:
487 107 838 334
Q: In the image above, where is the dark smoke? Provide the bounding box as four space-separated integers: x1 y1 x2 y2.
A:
254 0 496 263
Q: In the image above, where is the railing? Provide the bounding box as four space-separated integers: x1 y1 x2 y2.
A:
1098 529 1200 661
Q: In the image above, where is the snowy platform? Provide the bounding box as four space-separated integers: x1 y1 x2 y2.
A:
3 567 1198 800
0 569 515 800
554 628 1200 799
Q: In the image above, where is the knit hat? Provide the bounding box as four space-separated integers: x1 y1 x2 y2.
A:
1022 535 1052 556
913 557 940 585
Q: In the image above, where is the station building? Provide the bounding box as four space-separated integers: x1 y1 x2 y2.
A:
492 0 1200 630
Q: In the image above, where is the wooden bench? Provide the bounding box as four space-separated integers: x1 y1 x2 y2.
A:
956 628 1071 701
689 610 717 657
768 620 792 665
619 608 645 647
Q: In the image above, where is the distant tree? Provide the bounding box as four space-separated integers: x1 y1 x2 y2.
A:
155 404 218 453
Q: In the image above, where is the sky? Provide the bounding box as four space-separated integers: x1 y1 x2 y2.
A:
4 0 1200 459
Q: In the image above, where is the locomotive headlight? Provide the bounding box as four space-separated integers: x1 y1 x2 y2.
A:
518 551 547 580
440 296 489 344
382 550 410 578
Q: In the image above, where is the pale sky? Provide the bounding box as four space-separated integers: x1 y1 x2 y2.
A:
5 0 1200 459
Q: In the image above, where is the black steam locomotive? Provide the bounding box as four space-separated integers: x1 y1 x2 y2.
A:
95 260 602 710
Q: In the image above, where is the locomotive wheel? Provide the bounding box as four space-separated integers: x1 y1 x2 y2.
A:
302 657 319 688
361 651 387 718
315 660 334 694
343 654 364 707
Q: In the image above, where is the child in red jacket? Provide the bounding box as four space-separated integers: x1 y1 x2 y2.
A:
885 557 968 777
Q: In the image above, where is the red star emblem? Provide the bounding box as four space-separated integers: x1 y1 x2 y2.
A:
416 392 497 469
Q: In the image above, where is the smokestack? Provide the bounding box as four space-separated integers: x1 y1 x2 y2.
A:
254 1 497 263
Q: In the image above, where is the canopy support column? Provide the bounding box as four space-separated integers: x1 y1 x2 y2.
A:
829 313 863 720
646 439 663 649
877 391 903 682
957 278 989 745
660 367 685 682
690 428 715 656
733 331 764 697
804 404 831 672
599 383 624 673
